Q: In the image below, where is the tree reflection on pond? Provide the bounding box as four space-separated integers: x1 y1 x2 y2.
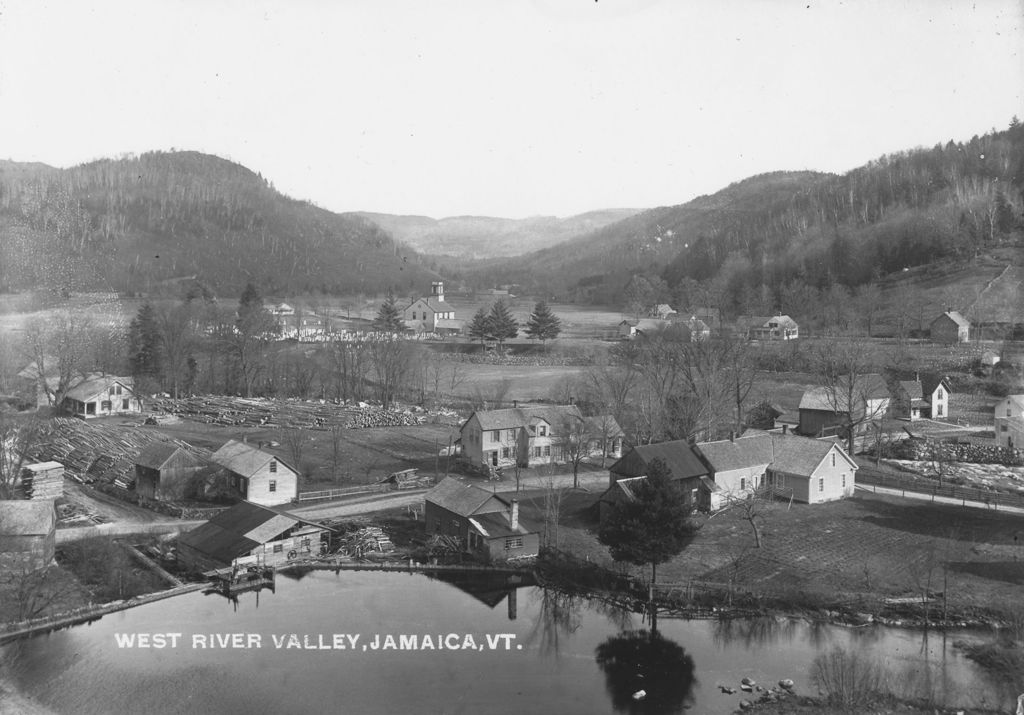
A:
595 629 696 714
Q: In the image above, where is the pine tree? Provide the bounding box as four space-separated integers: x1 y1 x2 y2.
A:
127 302 161 380
372 291 405 333
598 458 699 587
468 307 492 345
525 300 562 345
487 300 519 350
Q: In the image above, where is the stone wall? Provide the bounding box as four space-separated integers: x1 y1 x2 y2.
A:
885 437 1024 466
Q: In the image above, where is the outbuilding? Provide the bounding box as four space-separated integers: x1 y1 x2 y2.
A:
424 478 539 562
930 311 971 344
135 443 207 501
0 500 56 571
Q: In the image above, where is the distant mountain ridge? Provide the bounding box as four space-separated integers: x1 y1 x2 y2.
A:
0 151 439 296
357 208 641 258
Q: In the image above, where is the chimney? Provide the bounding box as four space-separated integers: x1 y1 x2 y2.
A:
510 499 519 530
513 399 518 408
569 396 574 406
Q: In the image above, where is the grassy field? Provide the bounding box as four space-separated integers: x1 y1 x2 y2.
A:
153 419 459 486
518 489 1024 618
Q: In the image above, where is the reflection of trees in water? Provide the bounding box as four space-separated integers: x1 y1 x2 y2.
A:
526 587 583 657
595 629 696 715
712 615 887 651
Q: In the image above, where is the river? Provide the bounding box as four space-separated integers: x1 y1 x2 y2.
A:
0 569 1014 714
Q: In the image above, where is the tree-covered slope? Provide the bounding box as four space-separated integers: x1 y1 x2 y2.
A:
0 151 439 296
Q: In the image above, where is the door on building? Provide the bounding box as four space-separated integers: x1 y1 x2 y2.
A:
491 451 498 466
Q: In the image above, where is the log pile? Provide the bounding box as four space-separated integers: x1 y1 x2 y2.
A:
27 418 203 489
146 395 422 431
337 526 395 557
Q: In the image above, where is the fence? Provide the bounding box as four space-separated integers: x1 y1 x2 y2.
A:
294 483 391 503
856 468 1024 510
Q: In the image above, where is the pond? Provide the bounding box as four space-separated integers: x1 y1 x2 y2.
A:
0 570 1015 714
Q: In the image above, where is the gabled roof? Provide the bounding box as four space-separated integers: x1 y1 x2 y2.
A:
468 512 537 538
799 374 890 412
768 433 857 477
406 297 449 313
583 415 625 438
738 314 798 330
609 440 709 480
211 440 293 478
135 442 204 470
696 432 775 472
177 501 330 565
64 375 134 402
464 405 583 433
0 501 55 536
898 380 923 400
920 375 951 398
1003 395 1024 409
425 477 508 517
935 311 970 328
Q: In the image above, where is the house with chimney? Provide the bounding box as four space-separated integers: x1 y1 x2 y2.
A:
62 375 143 419
424 477 539 562
403 282 456 334
459 404 623 470
891 375 952 421
209 440 298 507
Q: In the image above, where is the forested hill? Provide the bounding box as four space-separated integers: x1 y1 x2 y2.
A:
461 122 1024 314
0 151 439 296
357 208 641 258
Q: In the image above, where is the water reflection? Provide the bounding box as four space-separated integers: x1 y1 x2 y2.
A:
595 629 696 714
526 587 582 656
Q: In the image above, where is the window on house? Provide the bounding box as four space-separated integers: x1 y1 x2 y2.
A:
1002 425 1008 432
831 453 835 467
1008 409 1012 417
937 388 944 399
116 385 123 395
269 480 277 492
842 474 846 487
491 430 500 442
101 400 112 411
269 460 277 473
86 402 96 415
109 386 116 396
434 519 441 532
543 445 550 456
273 544 283 553
122 399 130 410
507 429 516 441
740 477 746 491
451 519 460 531
301 538 311 549
505 537 523 549
534 447 542 457
818 478 824 492
502 447 509 459
539 425 547 436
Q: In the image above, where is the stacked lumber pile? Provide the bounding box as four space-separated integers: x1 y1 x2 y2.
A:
27 418 205 490
146 395 422 430
425 534 462 556
380 469 435 490
337 526 395 557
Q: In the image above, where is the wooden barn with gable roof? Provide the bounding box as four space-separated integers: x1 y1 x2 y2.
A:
424 478 539 562
135 443 207 501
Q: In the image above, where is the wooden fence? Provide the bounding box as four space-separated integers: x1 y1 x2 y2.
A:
856 468 1024 509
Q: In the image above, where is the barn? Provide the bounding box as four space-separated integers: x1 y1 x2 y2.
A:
135 443 207 501
0 500 56 571
930 311 971 344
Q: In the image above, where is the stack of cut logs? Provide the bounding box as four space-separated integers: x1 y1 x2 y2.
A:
146 395 422 430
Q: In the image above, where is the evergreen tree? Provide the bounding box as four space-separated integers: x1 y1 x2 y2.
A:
598 458 699 586
372 291 405 333
127 302 161 380
468 307 492 345
231 282 278 396
487 300 519 349
525 300 562 345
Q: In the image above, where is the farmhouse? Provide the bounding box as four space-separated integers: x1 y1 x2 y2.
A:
0 500 56 571
135 443 207 501
892 375 952 421
424 478 539 562
798 374 890 438
682 316 711 340
736 314 799 341
210 440 298 506
603 440 711 516
403 282 455 334
649 304 677 319
176 501 334 572
994 394 1024 449
930 311 970 344
62 375 142 419
460 405 623 470
694 430 858 509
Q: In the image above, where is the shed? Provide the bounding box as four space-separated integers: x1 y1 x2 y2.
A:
424 478 539 562
608 440 709 510
176 501 334 572
135 443 207 501
0 500 56 571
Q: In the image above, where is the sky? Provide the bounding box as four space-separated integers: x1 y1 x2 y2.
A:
0 0 1022 219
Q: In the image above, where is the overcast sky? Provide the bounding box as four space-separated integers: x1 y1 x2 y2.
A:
1 0 1021 219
